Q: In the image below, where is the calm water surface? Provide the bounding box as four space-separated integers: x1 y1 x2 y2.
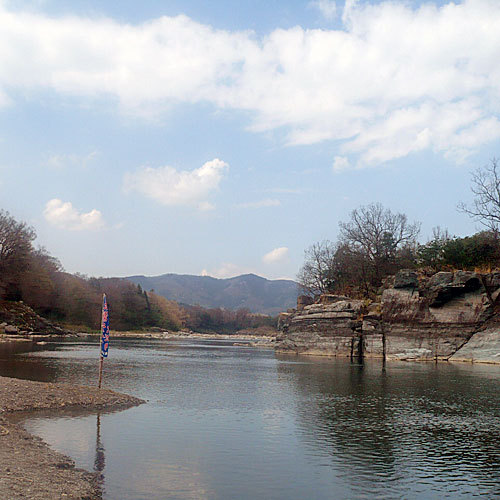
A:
1 338 500 499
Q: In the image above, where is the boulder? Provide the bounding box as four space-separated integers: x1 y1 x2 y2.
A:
319 294 350 304
428 271 482 307
427 271 453 289
452 271 482 290
297 295 314 311
394 269 418 289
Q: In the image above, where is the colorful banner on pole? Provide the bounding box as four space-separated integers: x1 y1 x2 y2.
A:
100 294 110 358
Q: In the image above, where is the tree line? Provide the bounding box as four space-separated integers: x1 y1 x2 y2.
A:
298 158 500 298
0 210 273 333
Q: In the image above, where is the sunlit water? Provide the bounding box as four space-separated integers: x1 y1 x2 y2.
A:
1 338 500 499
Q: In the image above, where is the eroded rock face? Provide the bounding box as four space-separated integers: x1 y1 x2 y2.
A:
426 271 483 307
380 271 491 360
449 327 500 363
276 269 500 363
276 297 365 356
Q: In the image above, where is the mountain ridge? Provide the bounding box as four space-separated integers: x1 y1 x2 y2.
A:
125 273 298 316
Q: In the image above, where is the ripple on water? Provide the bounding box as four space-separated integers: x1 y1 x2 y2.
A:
5 339 500 500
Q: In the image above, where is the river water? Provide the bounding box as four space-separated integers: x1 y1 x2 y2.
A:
1 337 500 499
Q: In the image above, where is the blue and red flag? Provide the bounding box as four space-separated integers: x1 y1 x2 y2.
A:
100 294 110 358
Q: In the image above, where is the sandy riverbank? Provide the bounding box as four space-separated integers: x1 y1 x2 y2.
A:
0 376 144 499
1 327 278 346
94 330 277 347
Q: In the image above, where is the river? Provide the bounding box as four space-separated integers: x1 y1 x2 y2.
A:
1 337 500 499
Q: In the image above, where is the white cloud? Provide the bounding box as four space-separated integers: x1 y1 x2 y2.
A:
236 198 281 209
332 156 350 172
43 198 105 230
0 2 500 166
262 247 289 264
309 0 337 20
123 158 228 208
201 262 254 279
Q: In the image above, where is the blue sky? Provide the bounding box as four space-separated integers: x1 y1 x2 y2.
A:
1 0 499 280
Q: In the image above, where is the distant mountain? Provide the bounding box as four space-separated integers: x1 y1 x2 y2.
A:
125 273 298 316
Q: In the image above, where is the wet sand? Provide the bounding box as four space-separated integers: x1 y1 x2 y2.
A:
0 376 144 499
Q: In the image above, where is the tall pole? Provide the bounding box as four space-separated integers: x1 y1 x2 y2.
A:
98 293 109 389
98 355 104 389
382 329 386 372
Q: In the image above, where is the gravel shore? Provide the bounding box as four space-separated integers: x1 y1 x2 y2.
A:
0 376 144 499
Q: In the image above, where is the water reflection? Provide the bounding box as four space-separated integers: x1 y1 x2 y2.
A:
277 355 500 498
2 339 500 499
0 341 61 381
90 412 106 497
94 413 105 474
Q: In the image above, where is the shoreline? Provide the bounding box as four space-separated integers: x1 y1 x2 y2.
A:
0 375 144 499
1 330 277 341
83 330 278 348
3 330 498 363
274 349 500 365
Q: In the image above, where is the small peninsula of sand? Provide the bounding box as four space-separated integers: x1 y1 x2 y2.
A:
0 375 143 499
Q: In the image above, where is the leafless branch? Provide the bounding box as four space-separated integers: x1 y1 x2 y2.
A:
458 158 500 231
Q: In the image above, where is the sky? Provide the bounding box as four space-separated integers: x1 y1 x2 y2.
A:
1 0 499 280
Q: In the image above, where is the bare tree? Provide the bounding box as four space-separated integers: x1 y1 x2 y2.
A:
19 247 62 312
339 203 420 284
0 210 35 263
458 158 500 231
431 226 451 242
0 210 36 298
297 240 337 296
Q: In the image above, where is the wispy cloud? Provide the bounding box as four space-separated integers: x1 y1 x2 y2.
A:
0 2 499 167
198 201 216 212
43 198 105 230
236 198 281 209
309 0 337 20
332 156 350 173
262 247 289 264
44 151 98 170
123 159 228 209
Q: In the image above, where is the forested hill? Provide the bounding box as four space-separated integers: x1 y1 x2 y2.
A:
125 273 298 315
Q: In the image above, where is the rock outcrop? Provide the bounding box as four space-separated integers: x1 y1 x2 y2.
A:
278 295 367 357
0 300 74 336
277 270 500 363
448 326 500 363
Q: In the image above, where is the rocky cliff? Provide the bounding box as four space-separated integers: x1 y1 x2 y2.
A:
277 270 500 364
0 300 73 336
